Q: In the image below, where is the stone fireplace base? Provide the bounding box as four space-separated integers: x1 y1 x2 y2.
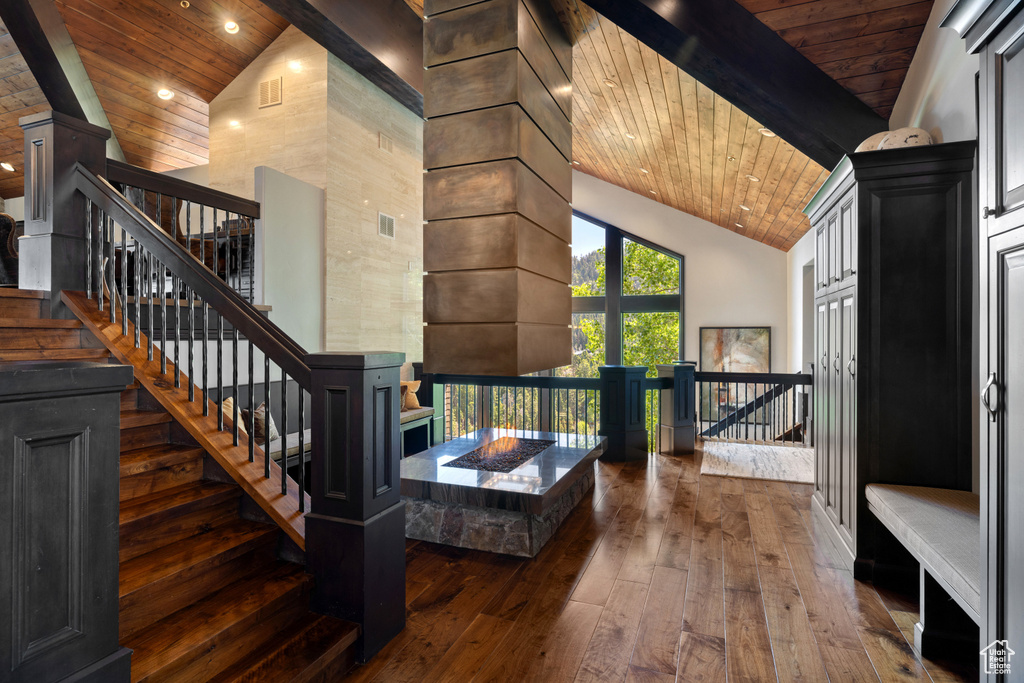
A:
400 429 606 557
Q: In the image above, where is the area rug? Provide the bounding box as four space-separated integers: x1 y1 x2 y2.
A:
699 441 814 484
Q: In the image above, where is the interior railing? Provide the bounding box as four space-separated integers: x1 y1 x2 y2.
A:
75 162 310 509
695 371 812 446
429 372 663 453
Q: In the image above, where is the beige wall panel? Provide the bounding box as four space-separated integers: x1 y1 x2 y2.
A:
516 0 571 117
423 322 570 375
423 214 570 282
424 105 571 200
423 51 570 159
521 0 572 76
424 269 569 324
424 159 570 240
424 0 518 67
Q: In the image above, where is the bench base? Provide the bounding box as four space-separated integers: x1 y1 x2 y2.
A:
915 568 979 662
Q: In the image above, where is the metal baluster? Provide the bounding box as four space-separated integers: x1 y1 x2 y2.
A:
298 389 305 510
188 285 194 401
213 208 219 282
121 226 128 337
107 215 115 323
200 204 206 274
281 376 288 495
97 210 105 312
173 272 180 387
86 199 93 299
134 244 141 348
265 357 271 477
217 312 224 431
248 341 255 462
147 250 154 361
202 301 209 416
232 327 239 445
160 260 167 375
248 216 255 303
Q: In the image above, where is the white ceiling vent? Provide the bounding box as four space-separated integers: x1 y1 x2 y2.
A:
378 212 395 239
258 77 282 108
379 132 393 154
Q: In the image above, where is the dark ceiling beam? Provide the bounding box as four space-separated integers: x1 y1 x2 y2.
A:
259 0 424 116
582 0 887 169
2 0 125 161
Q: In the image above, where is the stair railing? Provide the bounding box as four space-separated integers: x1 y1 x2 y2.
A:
695 371 812 446
75 161 311 508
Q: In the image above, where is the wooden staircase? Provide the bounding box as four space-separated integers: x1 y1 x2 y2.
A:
0 289 358 682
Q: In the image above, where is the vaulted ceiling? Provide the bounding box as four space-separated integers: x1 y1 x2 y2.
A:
0 0 935 251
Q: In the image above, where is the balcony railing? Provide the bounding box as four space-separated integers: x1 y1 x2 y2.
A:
696 371 812 446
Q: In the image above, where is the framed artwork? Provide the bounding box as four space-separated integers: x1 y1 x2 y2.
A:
699 326 771 373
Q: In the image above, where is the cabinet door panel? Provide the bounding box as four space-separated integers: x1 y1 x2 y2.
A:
827 212 839 290
984 13 1024 235
814 300 828 499
826 299 841 523
816 225 827 292
839 293 856 547
840 196 856 285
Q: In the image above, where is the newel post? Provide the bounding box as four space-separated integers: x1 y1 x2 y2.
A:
598 365 648 461
657 362 696 455
19 111 110 317
305 352 406 663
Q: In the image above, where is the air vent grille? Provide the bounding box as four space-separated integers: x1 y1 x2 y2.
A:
259 77 282 108
378 212 395 238
379 132 393 154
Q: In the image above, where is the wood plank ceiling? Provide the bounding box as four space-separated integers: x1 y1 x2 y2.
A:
0 20 50 200
734 0 934 120
557 2 831 250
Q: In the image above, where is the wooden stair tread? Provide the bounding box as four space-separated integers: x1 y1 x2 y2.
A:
120 443 205 478
121 409 173 429
119 482 239 527
124 561 310 683
0 288 47 299
120 517 277 597
208 614 359 683
0 349 109 361
0 317 82 328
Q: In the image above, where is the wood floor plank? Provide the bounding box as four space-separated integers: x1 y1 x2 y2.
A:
682 478 725 638
724 588 778 682
617 505 669 584
758 566 830 682
520 600 604 683
629 565 688 674
721 506 760 593
655 478 697 570
571 505 644 606
576 579 649 682
743 486 792 569
785 542 864 651
624 664 676 682
423 614 515 682
819 643 883 682
676 632 727 683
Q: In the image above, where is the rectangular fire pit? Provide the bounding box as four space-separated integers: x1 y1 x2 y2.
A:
401 429 606 557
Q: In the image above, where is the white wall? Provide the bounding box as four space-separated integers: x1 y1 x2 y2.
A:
5 196 24 222
572 171 789 371
786 229 816 373
890 0 979 143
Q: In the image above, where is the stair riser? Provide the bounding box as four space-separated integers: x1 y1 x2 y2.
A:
121 389 139 412
120 460 203 502
0 300 43 318
136 581 310 683
0 328 83 350
120 497 240 564
120 540 278 641
122 423 171 451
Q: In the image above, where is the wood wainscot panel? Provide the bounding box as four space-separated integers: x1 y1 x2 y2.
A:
423 214 571 283
424 268 570 324
423 159 570 241
424 105 571 200
424 323 571 375
423 49 571 159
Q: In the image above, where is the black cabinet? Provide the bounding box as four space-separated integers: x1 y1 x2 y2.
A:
805 142 975 572
945 0 1024 668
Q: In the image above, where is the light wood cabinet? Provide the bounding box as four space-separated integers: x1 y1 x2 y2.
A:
805 142 975 572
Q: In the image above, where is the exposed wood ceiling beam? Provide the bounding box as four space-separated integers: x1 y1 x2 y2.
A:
2 0 124 161
581 0 888 169
259 0 424 116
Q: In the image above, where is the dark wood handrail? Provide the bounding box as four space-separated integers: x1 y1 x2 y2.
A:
429 373 601 390
105 159 261 219
695 370 812 385
74 163 309 387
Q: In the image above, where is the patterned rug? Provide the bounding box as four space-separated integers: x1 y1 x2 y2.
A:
699 441 814 484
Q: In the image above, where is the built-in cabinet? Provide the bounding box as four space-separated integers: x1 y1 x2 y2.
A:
944 0 1024 668
805 142 975 572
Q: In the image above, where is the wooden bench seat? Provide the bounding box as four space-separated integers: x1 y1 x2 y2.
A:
865 483 980 658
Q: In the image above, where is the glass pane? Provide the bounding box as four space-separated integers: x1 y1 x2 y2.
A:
572 215 605 296
556 313 605 378
622 238 679 295
623 312 680 377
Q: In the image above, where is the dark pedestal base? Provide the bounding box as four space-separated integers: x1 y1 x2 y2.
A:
61 648 132 683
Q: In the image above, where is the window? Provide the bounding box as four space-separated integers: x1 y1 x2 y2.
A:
558 212 684 378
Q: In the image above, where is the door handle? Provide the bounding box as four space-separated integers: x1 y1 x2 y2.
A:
847 355 855 377
821 354 828 369
982 372 1000 422
833 353 840 374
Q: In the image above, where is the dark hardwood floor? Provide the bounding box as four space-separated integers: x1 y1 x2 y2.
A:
344 445 977 682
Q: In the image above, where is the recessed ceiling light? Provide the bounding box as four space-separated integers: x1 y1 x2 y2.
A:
157 88 174 100
229 120 240 128
639 168 649 174
739 204 751 211
736 223 744 228
625 133 636 139
572 160 581 166
224 21 240 34
603 79 617 87
727 155 736 162
758 128 776 137
746 174 761 182
649 189 657 195
0 162 13 172
180 0 189 7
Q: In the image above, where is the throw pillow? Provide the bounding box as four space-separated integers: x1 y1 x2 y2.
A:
401 380 422 410
221 397 248 435
400 384 409 411
251 402 280 442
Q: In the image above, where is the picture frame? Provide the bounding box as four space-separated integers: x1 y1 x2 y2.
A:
698 326 771 373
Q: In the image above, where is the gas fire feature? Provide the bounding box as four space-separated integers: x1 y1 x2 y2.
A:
401 429 606 557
